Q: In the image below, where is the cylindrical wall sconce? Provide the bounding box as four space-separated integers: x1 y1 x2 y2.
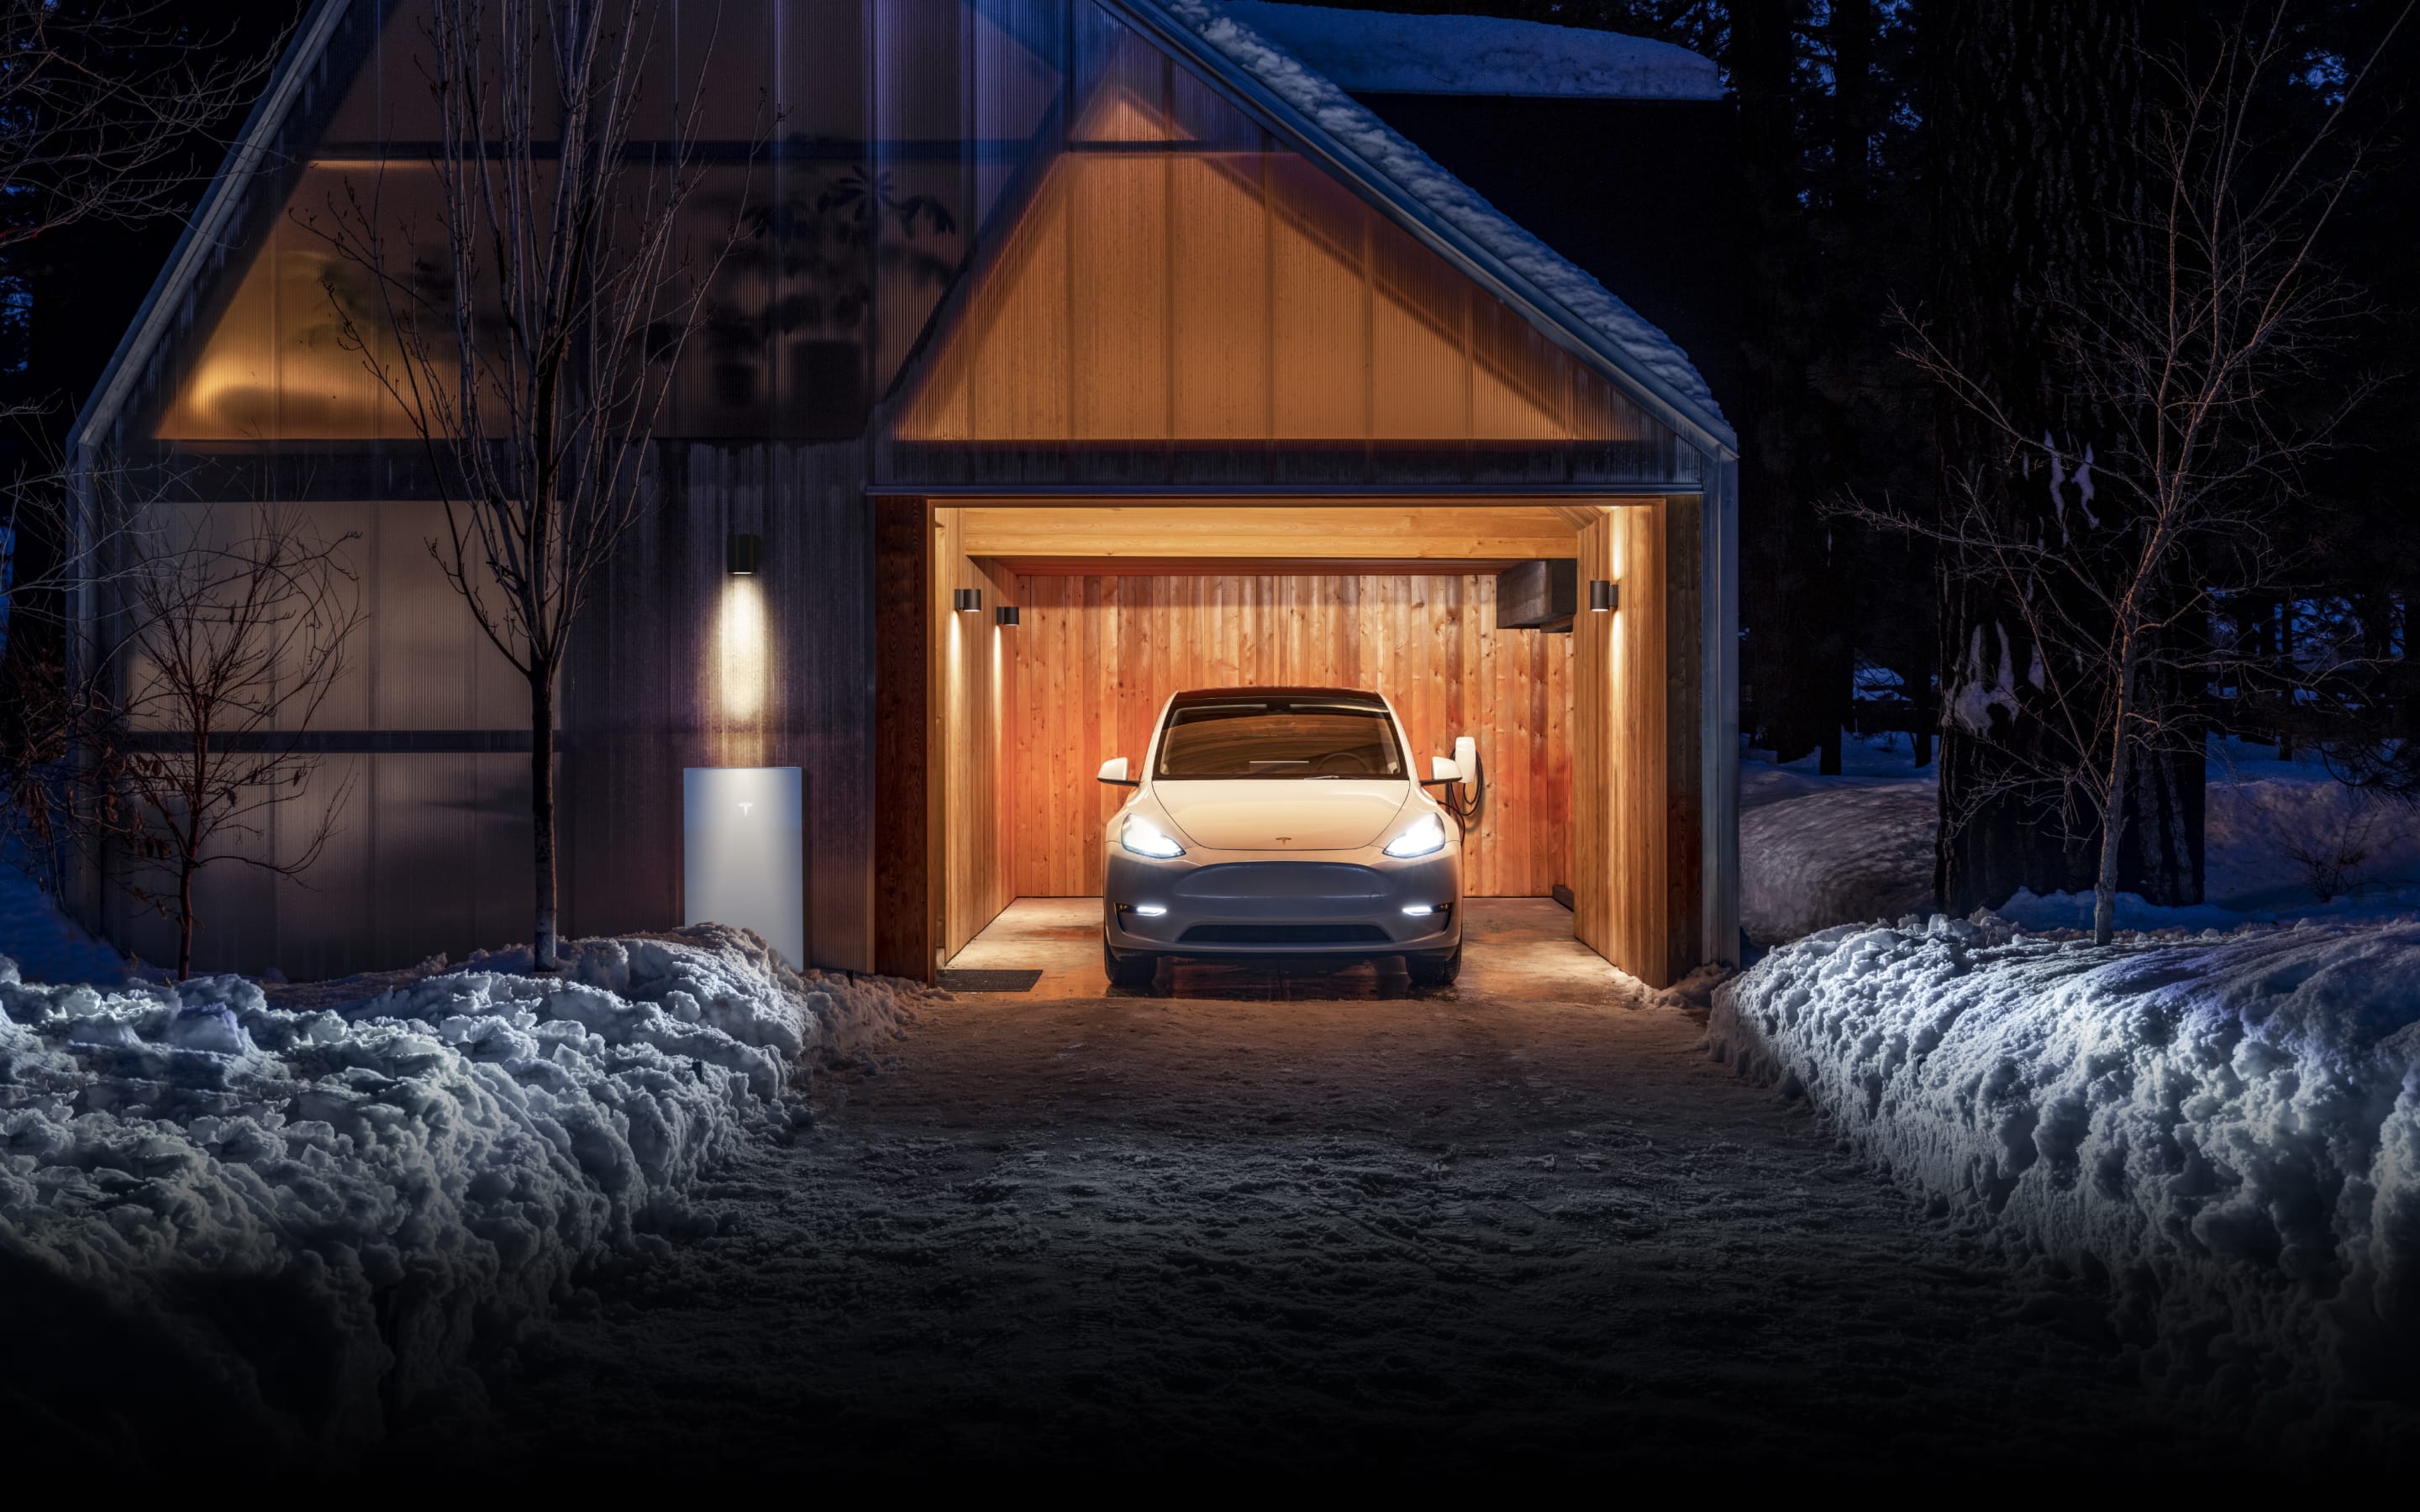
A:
1588 579 1618 612
727 533 761 575
953 587 983 612
996 604 1020 627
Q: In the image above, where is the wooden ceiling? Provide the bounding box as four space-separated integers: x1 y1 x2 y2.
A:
957 503 1632 575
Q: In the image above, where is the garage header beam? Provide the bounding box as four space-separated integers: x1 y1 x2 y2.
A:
958 505 1586 567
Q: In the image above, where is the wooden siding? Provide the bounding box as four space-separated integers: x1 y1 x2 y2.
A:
1570 501 1702 987
934 507 1018 955
1002 572 1570 900
960 504 1581 567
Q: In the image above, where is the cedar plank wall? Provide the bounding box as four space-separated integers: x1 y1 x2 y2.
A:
934 507 1018 955
873 499 934 979
1570 501 1701 987
1002 573 1571 901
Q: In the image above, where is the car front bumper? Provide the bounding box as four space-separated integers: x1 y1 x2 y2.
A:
1102 848 1462 958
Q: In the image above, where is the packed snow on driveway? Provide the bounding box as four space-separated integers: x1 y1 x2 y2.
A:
427 964 2275 1473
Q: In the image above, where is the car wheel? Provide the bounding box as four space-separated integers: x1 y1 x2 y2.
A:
1406 942 1461 988
1104 934 1159 990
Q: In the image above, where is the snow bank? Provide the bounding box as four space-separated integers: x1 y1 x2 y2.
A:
1221 2 1723 100
0 853 126 987
1742 781 1934 945
1160 0 1724 424
0 924 920 1457
1738 736 2420 946
1710 916 2420 1427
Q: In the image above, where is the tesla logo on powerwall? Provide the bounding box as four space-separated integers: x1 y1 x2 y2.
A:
739 802 754 816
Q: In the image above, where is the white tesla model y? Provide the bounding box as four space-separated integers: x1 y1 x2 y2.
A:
1097 686 1465 990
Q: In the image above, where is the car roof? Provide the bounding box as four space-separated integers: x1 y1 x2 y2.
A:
1165 686 1387 707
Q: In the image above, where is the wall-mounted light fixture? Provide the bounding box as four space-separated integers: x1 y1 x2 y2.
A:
1589 578 1619 613
727 533 761 576
953 587 984 612
996 604 1021 627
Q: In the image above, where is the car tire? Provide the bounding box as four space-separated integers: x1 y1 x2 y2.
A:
1406 942 1461 988
1104 935 1159 990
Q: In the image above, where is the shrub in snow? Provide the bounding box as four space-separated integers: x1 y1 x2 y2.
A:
1709 916 2420 1430
0 923 919 1457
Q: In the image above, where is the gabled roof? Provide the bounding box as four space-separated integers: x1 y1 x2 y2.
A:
74 0 1735 461
70 0 355 456
1131 0 1732 451
1222 2 1725 100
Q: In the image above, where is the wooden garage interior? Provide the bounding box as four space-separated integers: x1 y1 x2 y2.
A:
877 497 1704 988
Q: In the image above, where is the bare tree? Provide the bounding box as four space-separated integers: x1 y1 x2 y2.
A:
0 1 278 257
1853 9 2401 944
0 3 281 891
97 508 363 979
305 0 739 969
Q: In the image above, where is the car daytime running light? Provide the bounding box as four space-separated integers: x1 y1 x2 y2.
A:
1121 815 1186 858
1384 812 1449 858
1131 902 1168 916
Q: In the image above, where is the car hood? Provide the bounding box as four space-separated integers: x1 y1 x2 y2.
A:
1152 780 1413 852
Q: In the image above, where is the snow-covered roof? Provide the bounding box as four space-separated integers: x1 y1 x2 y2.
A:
1145 0 1730 439
1223 2 1723 100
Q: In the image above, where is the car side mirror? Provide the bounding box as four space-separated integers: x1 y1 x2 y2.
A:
1424 756 1462 785
1097 756 1139 787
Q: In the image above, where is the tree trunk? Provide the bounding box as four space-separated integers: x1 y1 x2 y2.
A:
531 662 560 971
2093 650 2137 946
1924 0 2200 912
177 853 196 980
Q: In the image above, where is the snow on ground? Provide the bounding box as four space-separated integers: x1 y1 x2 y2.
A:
0 851 128 987
0 921 925 1458
1162 0 1725 423
1741 732 2420 942
1709 914 2420 1442
431 948 2247 1472
1221 2 1724 99
1741 732 1937 944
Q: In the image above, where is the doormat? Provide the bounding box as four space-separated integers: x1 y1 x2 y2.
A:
939 969 1044 993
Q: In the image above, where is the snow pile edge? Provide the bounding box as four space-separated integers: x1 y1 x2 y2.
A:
1708 916 2420 1426
0 924 923 1458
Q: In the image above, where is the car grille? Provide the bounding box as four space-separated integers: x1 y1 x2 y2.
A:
1172 863 1390 901
1177 923 1392 945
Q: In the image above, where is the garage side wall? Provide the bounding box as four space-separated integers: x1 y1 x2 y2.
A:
1572 501 1702 988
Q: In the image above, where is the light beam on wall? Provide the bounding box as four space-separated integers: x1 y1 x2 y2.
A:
718 577 769 722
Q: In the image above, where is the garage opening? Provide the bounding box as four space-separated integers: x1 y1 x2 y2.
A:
876 496 1701 990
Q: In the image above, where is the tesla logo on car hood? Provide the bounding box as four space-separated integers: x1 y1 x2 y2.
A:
1275 836 1292 843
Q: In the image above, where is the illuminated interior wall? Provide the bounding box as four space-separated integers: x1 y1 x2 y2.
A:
997 569 1574 903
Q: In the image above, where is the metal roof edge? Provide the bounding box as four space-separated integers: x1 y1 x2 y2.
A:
1111 0 1738 458
66 0 357 459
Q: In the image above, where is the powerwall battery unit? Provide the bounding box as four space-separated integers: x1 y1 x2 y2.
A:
682 767 804 966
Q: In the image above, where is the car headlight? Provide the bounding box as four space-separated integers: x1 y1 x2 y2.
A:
1383 811 1448 858
1121 814 1186 858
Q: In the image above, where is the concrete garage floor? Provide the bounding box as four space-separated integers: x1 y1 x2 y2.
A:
946 895 1623 1001
437 901 2231 1475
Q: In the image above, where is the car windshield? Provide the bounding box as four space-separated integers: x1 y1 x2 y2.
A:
1155 701 1405 780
